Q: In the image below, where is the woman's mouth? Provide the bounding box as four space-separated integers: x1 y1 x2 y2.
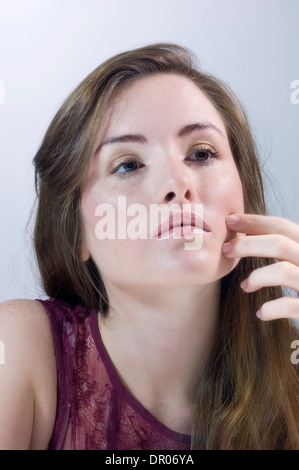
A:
154 211 211 239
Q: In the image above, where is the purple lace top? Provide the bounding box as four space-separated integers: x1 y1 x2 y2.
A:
38 298 191 450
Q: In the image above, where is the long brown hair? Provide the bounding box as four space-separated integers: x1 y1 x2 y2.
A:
33 43 299 449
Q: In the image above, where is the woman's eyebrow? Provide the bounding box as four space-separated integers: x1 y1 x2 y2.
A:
177 121 224 138
96 121 224 154
96 134 146 154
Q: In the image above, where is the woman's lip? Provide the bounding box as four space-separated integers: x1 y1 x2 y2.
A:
158 225 204 239
154 212 211 239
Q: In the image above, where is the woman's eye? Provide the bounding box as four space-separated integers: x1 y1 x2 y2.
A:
188 149 215 163
113 158 143 176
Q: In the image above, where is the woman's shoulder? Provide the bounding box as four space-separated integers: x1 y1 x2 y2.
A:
0 299 57 449
0 298 56 353
0 298 56 360
0 296 51 322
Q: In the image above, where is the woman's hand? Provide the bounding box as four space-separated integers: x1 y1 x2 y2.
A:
222 214 299 321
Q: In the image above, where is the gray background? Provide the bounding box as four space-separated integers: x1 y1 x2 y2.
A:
0 0 298 301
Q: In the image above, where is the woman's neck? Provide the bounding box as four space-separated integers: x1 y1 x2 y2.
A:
99 281 220 415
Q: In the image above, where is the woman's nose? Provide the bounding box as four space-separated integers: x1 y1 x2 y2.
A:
157 161 196 205
164 187 192 204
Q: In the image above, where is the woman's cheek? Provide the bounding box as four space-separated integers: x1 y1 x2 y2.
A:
209 170 244 242
218 167 244 212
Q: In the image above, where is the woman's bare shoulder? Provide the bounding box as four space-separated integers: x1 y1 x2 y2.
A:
0 298 56 365
0 297 50 321
0 299 57 449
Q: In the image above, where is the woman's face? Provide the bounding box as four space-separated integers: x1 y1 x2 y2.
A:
81 74 244 292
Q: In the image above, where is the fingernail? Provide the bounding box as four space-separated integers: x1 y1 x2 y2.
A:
240 279 248 289
256 309 262 319
227 215 240 225
222 242 233 253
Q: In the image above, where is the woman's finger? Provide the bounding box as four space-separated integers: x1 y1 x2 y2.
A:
240 261 299 294
226 214 299 243
256 296 299 321
222 234 299 266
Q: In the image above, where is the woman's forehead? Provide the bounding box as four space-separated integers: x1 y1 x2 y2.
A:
98 73 227 143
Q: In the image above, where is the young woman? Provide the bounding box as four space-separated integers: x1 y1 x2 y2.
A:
0 43 298 450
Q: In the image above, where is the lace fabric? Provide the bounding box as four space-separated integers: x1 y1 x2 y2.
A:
37 298 191 450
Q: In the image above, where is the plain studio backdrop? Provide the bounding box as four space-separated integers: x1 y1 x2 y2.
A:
0 0 298 302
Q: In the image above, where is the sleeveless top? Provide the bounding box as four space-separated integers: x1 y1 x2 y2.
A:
37 298 191 450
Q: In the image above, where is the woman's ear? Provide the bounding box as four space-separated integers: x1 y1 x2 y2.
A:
81 245 90 262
